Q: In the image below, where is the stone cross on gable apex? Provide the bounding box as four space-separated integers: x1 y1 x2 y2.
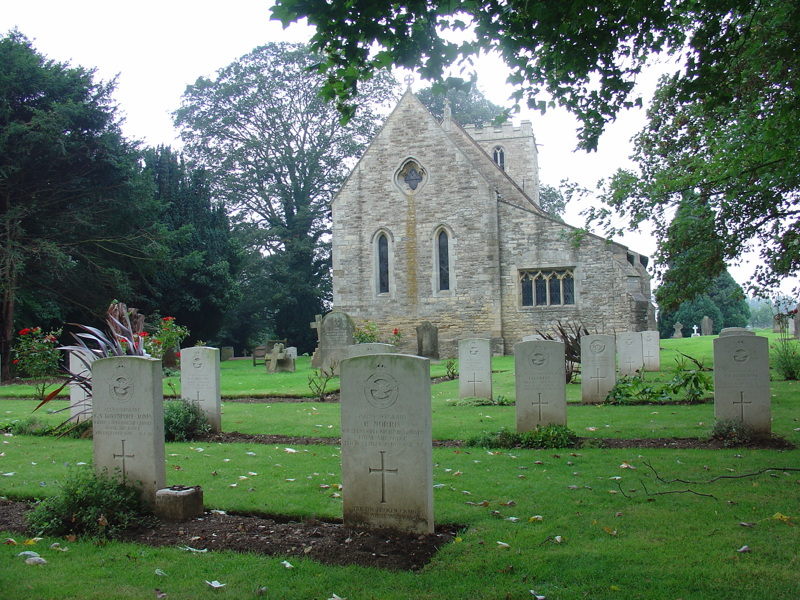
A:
403 74 414 89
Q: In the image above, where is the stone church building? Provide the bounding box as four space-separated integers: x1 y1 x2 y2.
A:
331 90 655 356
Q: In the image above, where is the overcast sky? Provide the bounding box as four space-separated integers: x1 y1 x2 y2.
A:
3 1 791 297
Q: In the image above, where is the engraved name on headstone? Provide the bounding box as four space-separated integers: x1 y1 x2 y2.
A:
515 340 567 430
312 311 355 374
340 354 433 534
713 335 771 436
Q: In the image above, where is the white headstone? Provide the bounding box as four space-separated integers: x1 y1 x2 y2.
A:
713 335 771 436
69 350 96 422
285 346 298 360
92 356 166 506
719 327 754 337
180 346 221 432
641 331 661 371
340 354 433 534
616 332 644 376
348 343 398 358
691 325 700 337
522 334 546 341
458 338 492 400
514 340 567 430
581 335 616 404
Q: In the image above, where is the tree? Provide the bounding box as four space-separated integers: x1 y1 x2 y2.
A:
174 43 399 353
708 272 750 330
141 146 242 343
0 31 165 380
538 185 568 222
658 295 723 340
416 84 506 125
587 1 800 304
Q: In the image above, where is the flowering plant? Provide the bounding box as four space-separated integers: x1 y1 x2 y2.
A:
12 326 63 400
145 316 190 359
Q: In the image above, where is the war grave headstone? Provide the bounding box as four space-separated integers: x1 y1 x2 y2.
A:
180 346 222 432
616 332 644 377
641 330 661 372
522 334 546 341
514 340 566 430
701 316 714 336
348 343 397 358
458 338 492 400
266 343 295 373
713 334 771 436
312 311 355 374
580 334 616 404
416 321 439 359
69 350 96 422
673 322 683 339
92 356 166 506
340 354 434 534
719 327 754 337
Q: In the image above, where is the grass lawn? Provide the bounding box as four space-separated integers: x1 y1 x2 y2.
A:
1 330 799 599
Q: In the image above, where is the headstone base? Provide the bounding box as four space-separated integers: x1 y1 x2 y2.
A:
155 486 204 520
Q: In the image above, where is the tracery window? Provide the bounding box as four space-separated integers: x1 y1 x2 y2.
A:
493 146 505 170
520 269 575 307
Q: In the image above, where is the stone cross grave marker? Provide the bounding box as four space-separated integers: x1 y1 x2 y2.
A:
458 338 492 400
581 334 616 404
416 321 439 359
312 311 355 374
348 343 397 358
266 343 296 373
713 334 771 436
92 356 166 507
701 315 713 336
691 325 700 337
616 332 644 377
673 322 683 339
180 346 221 432
69 350 96 423
514 340 566 430
340 354 433 534
641 331 661 372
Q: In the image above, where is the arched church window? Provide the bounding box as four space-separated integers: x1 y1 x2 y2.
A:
377 233 389 294
437 230 450 291
493 146 505 171
519 269 576 307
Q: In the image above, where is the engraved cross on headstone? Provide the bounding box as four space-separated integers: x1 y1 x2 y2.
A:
467 372 482 396
623 355 636 373
532 392 549 421
733 391 752 420
112 439 135 475
590 368 607 394
368 451 398 504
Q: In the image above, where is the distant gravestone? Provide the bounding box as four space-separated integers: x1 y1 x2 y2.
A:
348 343 397 358
691 325 700 337
701 316 713 336
616 332 644 377
340 354 433 534
458 338 492 400
773 314 787 333
713 334 771 436
673 322 683 339
312 311 355 374
719 327 754 337
581 334 616 404
416 321 439 359
641 331 661 372
793 306 800 338
220 346 234 361
266 343 295 373
181 347 222 433
92 356 166 506
69 350 96 423
514 340 566 430
285 346 298 360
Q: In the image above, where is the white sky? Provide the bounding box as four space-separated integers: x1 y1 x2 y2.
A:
3 0 793 298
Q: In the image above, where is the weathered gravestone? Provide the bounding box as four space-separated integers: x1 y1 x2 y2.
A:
340 354 433 534
641 331 661 372
311 311 355 374
616 332 644 377
220 346 234 361
285 346 298 360
458 338 492 400
713 334 771 436
92 356 166 506
673 322 683 339
348 343 397 358
180 346 221 432
69 350 96 423
416 321 439 359
581 335 616 404
266 343 295 373
514 340 566 430
522 334 546 342
719 327 754 337
701 316 714 336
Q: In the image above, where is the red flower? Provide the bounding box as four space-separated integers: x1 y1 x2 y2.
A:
18 328 31 336
162 316 175 322
13 359 18 364
154 339 162 345
139 331 149 337
393 328 399 335
175 352 181 358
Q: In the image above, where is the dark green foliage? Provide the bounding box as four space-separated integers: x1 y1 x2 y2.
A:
604 373 671 405
444 358 458 380
538 184 569 221
666 356 713 403
7 416 53 436
710 420 756 447
604 355 712 404
454 395 514 407
467 425 577 450
708 272 751 330
658 295 723 339
163 399 211 442
416 84 507 126
27 467 148 539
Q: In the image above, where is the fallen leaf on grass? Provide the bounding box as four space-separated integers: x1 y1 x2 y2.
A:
178 545 207 553
327 594 347 600
496 541 510 548
773 512 793 524
529 515 543 522
23 537 43 545
602 526 618 536
737 546 751 553
4 538 17 545
284 448 298 453
205 580 226 588
280 560 294 568
26 556 47 565
620 462 635 470
17 551 40 558
739 522 756 528
154 589 168 599
155 569 168 576
530 592 546 599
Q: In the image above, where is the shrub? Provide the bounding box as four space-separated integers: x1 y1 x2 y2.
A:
467 425 576 449
308 362 338 401
710 419 756 447
353 321 380 343
7 416 53 436
12 326 63 400
444 358 458 380
771 335 800 380
666 354 713 402
27 467 148 539
605 372 671 405
164 399 211 442
454 395 514 406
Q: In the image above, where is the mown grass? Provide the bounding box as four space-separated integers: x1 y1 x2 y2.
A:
1 330 799 599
